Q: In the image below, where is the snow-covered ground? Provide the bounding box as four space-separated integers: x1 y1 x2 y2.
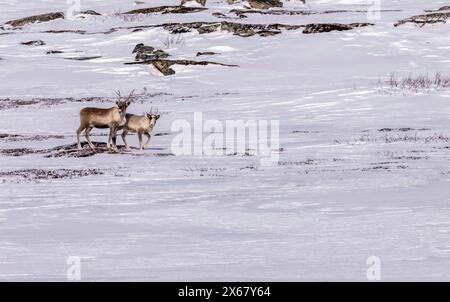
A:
1 0 450 281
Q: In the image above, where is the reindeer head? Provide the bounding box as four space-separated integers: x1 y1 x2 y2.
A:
146 107 161 123
115 90 134 114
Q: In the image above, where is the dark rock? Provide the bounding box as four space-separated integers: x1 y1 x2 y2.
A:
114 20 370 38
78 10 101 16
42 29 87 34
133 43 155 54
303 22 372 33
232 9 312 17
248 0 283 9
21 40 46 46
181 0 206 5
64 56 102 61
5 12 64 28
124 6 207 15
153 60 176 75
46 50 64 54
212 12 228 19
257 30 282 36
196 51 219 56
197 23 221 34
132 43 169 61
221 21 302 37
163 22 204 34
394 12 450 27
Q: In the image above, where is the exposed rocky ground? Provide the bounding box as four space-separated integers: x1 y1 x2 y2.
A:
395 11 450 27
0 168 103 183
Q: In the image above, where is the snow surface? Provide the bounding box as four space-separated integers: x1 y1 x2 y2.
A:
1 0 450 281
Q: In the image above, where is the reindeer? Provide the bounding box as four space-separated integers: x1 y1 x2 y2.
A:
116 108 161 151
76 90 134 152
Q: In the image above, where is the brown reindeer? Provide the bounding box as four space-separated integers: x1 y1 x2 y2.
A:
117 108 161 151
76 91 134 152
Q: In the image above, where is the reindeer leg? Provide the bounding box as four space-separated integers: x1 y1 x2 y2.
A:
111 130 117 148
108 127 118 152
122 130 131 151
106 127 112 149
143 132 152 150
85 127 95 150
138 132 143 151
77 125 85 150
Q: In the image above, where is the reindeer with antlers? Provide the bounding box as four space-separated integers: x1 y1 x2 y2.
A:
76 90 134 152
115 107 161 151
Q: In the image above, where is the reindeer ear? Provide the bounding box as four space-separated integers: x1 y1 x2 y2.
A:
126 101 131 106
116 101 119 106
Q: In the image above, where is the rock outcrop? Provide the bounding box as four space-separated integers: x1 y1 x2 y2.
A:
124 6 207 15
5 12 64 28
125 58 238 76
150 59 238 76
248 0 283 9
394 12 450 27
163 21 303 37
181 0 207 6
132 43 170 61
21 40 46 46
303 23 372 34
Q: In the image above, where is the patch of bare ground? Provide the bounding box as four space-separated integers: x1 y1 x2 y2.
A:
0 91 170 110
49 141 173 158
278 159 317 166
0 148 36 157
64 56 102 61
337 133 450 145
0 96 109 110
181 167 235 178
391 155 429 160
131 152 175 157
0 133 65 142
230 9 401 18
292 130 321 134
362 127 430 133
42 29 88 34
44 142 129 158
0 168 103 183
301 164 409 175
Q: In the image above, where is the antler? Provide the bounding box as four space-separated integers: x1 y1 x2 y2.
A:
127 89 135 102
115 90 122 99
146 107 161 116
